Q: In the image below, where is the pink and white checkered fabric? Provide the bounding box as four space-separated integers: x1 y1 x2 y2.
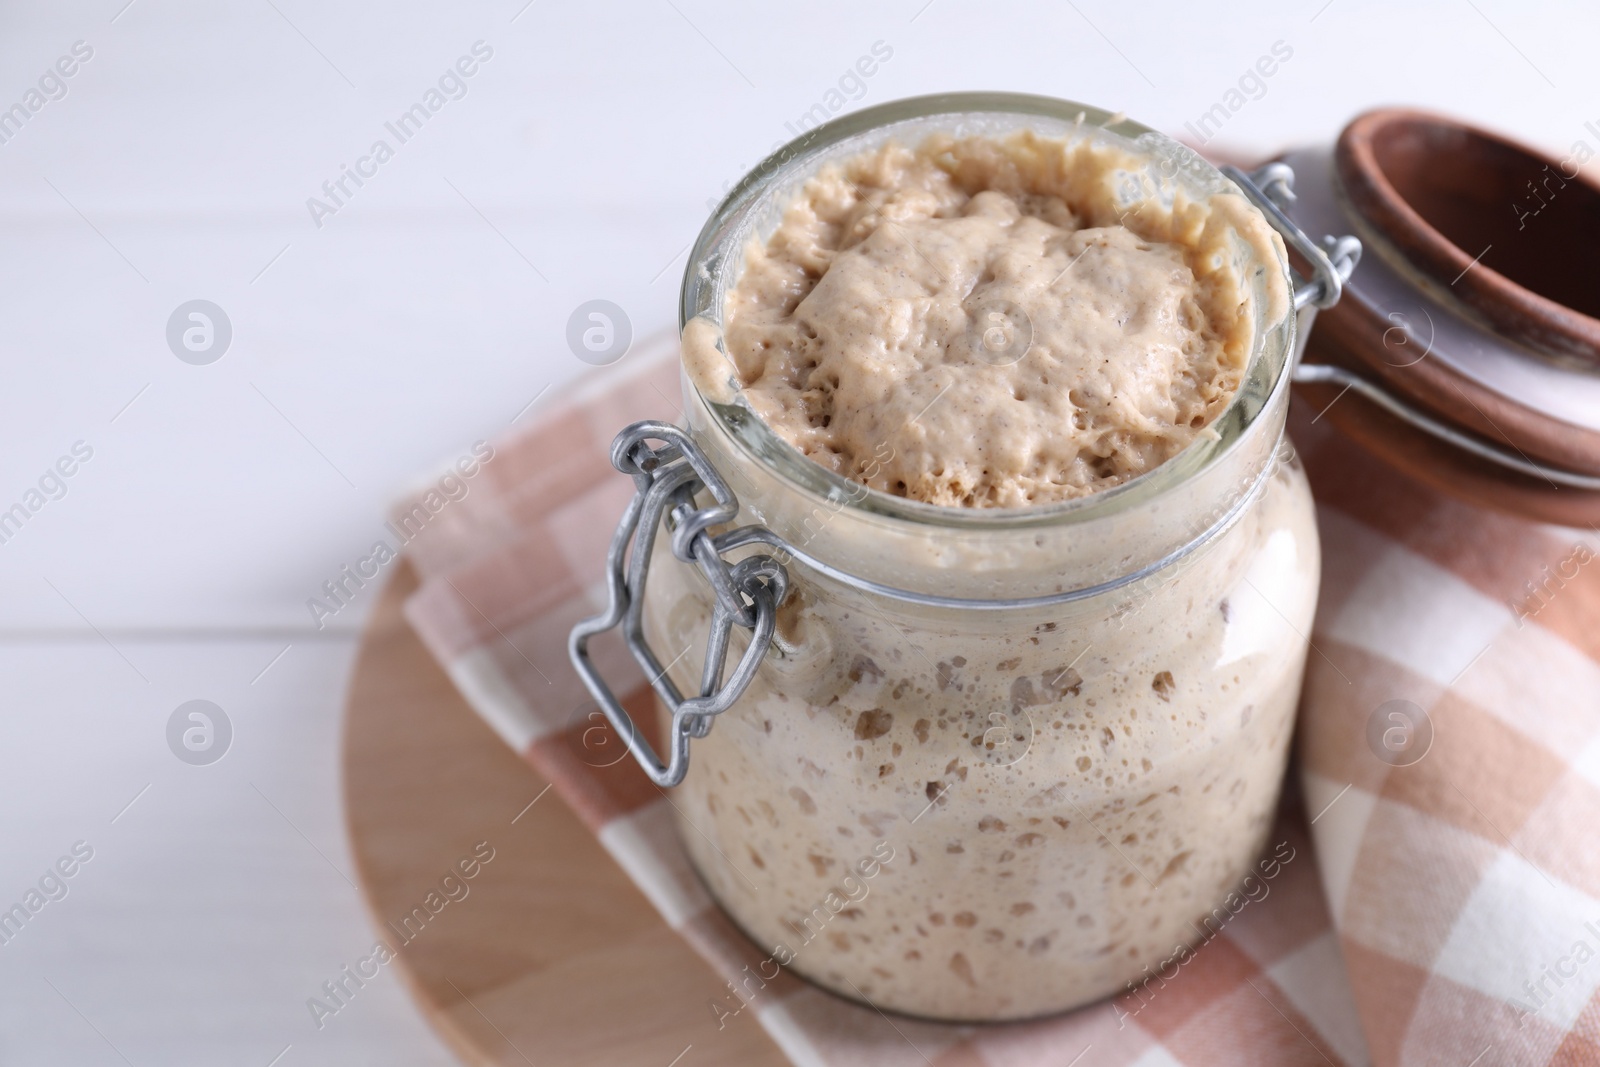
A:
398 335 1600 1066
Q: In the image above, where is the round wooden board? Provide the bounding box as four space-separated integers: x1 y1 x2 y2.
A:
341 562 788 1067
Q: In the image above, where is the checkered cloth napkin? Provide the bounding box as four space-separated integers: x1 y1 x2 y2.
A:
397 333 1600 1066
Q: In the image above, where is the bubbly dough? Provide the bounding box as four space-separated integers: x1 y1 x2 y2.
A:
657 128 1314 1020
652 457 1319 1019
722 132 1263 507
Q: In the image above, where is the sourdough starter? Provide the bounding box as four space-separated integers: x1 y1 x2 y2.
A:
720 133 1266 506
653 130 1317 1020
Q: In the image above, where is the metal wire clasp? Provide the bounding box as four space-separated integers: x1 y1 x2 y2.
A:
568 421 789 787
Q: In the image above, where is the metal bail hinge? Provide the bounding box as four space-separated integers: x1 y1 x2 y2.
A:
567 421 789 787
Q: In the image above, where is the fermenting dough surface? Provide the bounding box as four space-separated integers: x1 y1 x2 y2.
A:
722 132 1268 507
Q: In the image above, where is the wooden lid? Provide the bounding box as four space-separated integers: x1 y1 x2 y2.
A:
1334 107 1600 369
1262 121 1600 522
1296 331 1600 526
1308 265 1600 479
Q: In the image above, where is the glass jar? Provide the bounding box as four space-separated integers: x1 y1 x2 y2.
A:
573 93 1347 1022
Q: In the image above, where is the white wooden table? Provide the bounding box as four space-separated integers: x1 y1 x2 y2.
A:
0 1 1590 1062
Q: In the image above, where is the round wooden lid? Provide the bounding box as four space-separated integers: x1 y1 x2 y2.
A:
1272 142 1600 520
1334 107 1600 370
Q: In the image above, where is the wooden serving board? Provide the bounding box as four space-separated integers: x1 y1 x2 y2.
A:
341 562 788 1067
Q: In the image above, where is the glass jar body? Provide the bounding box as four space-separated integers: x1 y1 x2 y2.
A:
636 92 1317 1021
642 439 1318 1020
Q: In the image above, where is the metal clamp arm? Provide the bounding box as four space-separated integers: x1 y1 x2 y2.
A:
568 422 789 787
1292 362 1600 491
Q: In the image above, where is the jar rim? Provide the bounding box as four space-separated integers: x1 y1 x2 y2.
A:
678 91 1296 534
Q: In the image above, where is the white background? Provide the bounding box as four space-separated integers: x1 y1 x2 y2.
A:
0 0 1592 1063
